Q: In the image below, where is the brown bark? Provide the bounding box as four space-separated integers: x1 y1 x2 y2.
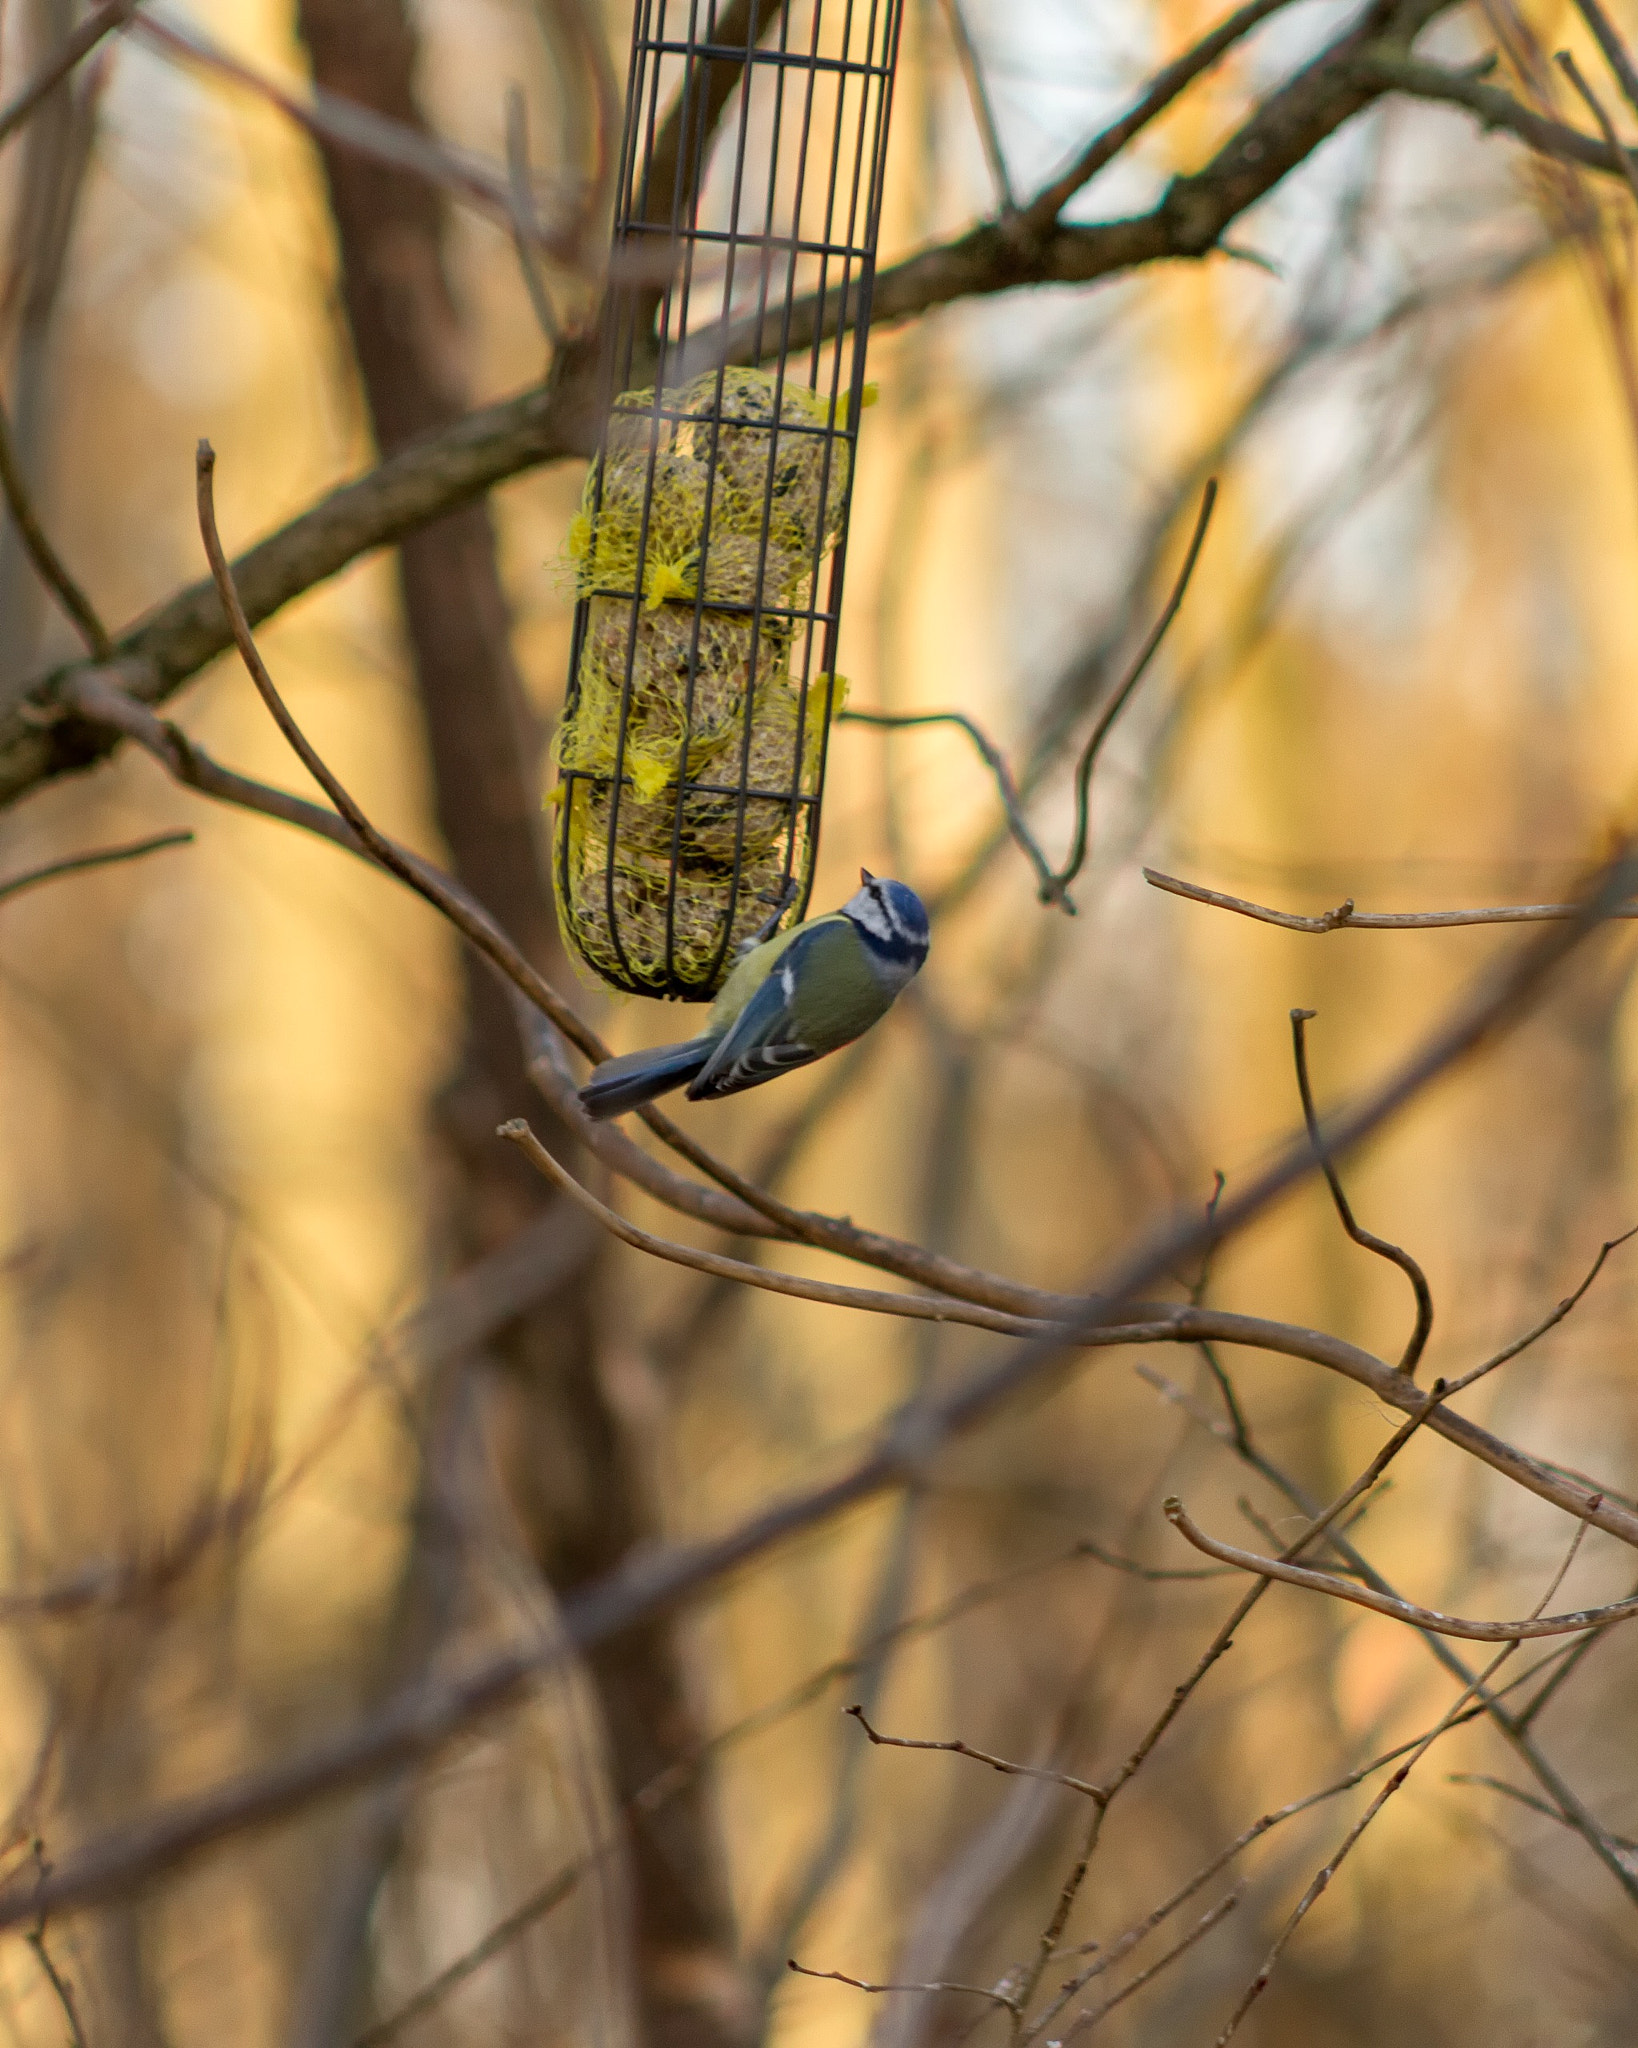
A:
290 8 747 2046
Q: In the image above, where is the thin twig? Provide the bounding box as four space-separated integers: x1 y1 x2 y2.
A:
193 442 595 1055
0 392 110 659
504 85 562 344
1449 1771 1638 1852
1441 1224 1638 1394
844 484 1215 912
1164 1493 1638 1640
1040 480 1216 906
1075 1536 1231 1581
846 1704 1101 1800
788 1958 1019 2012
1019 0 1304 230
1146 1344 1638 1910
1291 1008 1433 1373
936 0 1015 210
1213 1512 1600 2040
0 0 137 152
1144 865 1638 928
133 13 596 266
25 1845 85 2048
1556 47 1638 208
351 1862 583 2048
1576 0 1638 123
0 829 191 904
1060 1892 1239 2041
837 706 1065 903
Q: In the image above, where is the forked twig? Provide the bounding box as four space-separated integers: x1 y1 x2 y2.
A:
846 1703 1102 1800
842 482 1217 912
1211 1509 1601 2040
1059 1892 1239 2042
1291 1008 1433 1374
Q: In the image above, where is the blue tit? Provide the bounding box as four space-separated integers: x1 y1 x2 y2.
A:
579 869 930 1119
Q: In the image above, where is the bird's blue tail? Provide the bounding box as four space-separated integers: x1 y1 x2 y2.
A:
579 1037 717 1120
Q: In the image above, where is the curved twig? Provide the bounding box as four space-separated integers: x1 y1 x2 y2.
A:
1163 1496 1637 1640
499 1118 1054 1337
194 442 597 1058
1291 1009 1433 1374
842 483 1217 912
0 392 111 660
0 829 190 904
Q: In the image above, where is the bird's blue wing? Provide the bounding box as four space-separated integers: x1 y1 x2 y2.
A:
687 929 825 1100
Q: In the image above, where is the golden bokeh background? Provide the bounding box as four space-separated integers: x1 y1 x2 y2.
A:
0 1 1635 2043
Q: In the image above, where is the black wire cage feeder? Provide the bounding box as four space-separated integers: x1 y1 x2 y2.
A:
552 0 905 999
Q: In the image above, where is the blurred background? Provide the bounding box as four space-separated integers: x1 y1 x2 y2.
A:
0 0 1637 2043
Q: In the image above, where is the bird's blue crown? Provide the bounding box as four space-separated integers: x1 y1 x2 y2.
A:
842 871 930 971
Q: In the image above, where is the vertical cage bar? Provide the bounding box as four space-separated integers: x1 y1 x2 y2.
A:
554 0 904 1000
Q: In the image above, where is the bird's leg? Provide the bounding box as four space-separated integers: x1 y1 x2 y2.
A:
737 876 799 955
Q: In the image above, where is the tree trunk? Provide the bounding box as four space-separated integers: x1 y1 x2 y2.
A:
290 9 748 2046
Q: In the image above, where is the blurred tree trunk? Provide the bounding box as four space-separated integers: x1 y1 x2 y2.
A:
290 8 747 2046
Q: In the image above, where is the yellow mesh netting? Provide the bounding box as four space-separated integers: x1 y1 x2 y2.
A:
554 366 865 994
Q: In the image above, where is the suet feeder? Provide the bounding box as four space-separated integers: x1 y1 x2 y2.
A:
552 0 905 998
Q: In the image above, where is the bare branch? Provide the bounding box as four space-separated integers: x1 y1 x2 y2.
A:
1450 1772 1638 1851
841 483 1214 911
1144 865 1638 929
787 1958 1018 2012
1163 1494 1638 1640
500 1118 1052 1336
1212 1514 1600 2039
1555 47 1638 209
1365 48 1638 180
504 85 562 343
25 1846 86 2048
1061 1893 1239 2042
845 1703 1103 1801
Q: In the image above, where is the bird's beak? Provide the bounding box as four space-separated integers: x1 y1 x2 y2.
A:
860 867 875 884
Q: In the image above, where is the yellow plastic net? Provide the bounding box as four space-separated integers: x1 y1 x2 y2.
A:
553 367 863 995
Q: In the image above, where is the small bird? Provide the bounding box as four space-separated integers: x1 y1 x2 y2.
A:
579 869 930 1119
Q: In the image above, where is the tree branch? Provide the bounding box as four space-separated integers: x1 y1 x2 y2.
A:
1163 1496 1636 1639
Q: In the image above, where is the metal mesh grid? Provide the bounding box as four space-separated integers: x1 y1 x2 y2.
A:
553 0 904 999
